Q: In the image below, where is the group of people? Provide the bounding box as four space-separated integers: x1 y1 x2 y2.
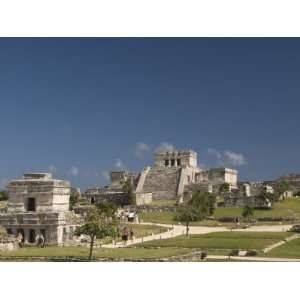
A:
116 209 139 223
16 232 45 248
120 226 134 245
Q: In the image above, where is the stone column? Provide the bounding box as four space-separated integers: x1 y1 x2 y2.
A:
24 228 29 244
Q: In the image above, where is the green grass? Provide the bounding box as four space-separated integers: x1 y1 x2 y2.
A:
140 198 300 225
118 224 169 239
140 211 176 224
0 245 190 261
95 224 169 245
150 200 177 207
95 247 189 260
216 197 300 219
262 235 300 259
0 246 90 257
138 232 292 252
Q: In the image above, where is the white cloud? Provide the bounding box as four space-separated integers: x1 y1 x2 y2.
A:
48 165 57 173
115 159 124 169
0 178 9 189
101 171 110 181
70 166 79 176
156 142 175 152
207 148 247 167
207 148 222 160
224 150 247 166
135 142 151 159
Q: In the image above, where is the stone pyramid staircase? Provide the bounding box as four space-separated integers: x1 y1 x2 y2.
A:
141 167 181 200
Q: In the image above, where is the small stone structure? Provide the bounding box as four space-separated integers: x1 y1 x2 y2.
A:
85 171 140 206
0 173 79 245
85 186 129 206
199 168 238 190
223 182 273 208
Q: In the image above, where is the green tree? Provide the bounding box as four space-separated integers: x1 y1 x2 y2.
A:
219 183 230 194
69 195 78 210
190 191 216 216
75 203 118 261
274 181 290 200
0 190 8 201
175 192 216 236
122 179 135 205
242 205 254 222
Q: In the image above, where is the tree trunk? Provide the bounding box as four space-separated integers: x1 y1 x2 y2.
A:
88 234 95 261
186 222 190 237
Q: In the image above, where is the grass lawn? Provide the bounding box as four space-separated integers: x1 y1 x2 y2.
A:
124 223 168 238
0 245 190 261
95 223 169 246
140 198 300 225
0 246 89 258
140 211 176 224
215 197 300 220
150 200 177 207
138 232 292 254
95 247 189 260
262 235 300 259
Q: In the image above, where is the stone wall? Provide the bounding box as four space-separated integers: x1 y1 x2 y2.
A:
154 150 197 168
200 168 238 189
85 190 130 206
183 182 213 202
142 167 181 200
0 236 19 252
135 192 152 206
7 176 71 213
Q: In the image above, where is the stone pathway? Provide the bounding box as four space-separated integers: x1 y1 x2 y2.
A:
263 233 300 253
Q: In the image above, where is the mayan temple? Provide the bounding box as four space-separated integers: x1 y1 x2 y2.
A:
136 150 201 201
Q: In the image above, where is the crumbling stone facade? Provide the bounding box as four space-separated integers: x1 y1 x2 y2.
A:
0 173 79 245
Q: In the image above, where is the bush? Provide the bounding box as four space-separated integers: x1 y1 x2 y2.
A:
229 250 239 256
245 250 257 257
201 252 207 260
257 217 297 222
288 225 300 233
217 217 237 223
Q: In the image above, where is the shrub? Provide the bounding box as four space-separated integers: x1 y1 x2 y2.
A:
201 252 207 260
288 225 300 233
217 217 237 223
246 250 257 257
229 250 239 256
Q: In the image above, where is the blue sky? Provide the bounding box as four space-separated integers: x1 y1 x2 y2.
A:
0 38 299 189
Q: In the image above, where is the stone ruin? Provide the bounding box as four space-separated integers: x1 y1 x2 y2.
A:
86 149 240 206
0 173 80 246
84 149 300 208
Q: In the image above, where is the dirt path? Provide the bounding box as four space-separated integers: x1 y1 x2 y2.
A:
102 222 294 249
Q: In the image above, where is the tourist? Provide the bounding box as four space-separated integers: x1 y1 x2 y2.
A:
16 232 23 248
121 227 129 245
36 233 45 248
130 228 134 241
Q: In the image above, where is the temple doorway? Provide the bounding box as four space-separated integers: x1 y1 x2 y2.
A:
29 229 36 243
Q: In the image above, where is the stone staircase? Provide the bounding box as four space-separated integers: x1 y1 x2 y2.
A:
142 167 181 200
135 166 151 193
